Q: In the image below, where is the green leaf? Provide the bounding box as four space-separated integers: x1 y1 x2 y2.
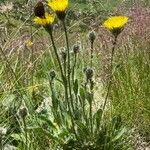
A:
112 115 122 130
51 91 58 110
94 108 103 129
79 87 86 101
38 115 57 129
86 91 93 105
11 133 26 142
112 127 127 142
75 121 90 139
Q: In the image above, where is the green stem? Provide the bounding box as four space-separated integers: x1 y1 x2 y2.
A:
0 136 2 150
49 29 71 115
23 119 28 150
49 78 63 126
89 80 94 136
62 20 74 112
72 54 79 110
64 58 67 78
102 36 117 111
90 98 93 136
49 28 77 138
72 53 77 84
62 20 79 140
29 0 34 89
90 41 94 68
48 30 64 80
49 29 72 112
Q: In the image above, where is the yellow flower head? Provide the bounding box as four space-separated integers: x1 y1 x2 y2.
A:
34 12 55 27
48 0 68 20
25 40 33 48
103 16 128 36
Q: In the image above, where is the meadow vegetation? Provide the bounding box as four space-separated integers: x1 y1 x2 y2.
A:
0 0 150 149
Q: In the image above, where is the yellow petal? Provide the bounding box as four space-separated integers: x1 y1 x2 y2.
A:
103 16 128 30
34 12 55 26
48 0 68 12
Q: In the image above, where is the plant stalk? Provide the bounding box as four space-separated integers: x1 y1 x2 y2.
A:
23 119 28 150
90 41 94 68
62 20 74 113
49 28 78 139
102 36 117 111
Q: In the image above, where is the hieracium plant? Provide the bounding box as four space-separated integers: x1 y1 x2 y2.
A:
33 1 129 149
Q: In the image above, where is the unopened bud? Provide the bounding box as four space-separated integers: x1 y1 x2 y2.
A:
88 31 96 43
73 44 80 54
85 67 94 81
49 70 56 80
19 107 28 120
60 47 67 61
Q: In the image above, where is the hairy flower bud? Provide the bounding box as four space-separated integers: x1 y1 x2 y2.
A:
19 107 28 120
88 31 96 43
85 67 94 81
60 47 67 61
49 70 56 80
73 44 80 54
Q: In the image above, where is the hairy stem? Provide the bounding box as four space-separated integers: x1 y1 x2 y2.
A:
62 20 74 113
103 36 117 111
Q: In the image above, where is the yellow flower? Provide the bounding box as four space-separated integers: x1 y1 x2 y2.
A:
34 12 55 27
25 40 33 48
48 0 68 12
103 16 128 36
48 0 68 20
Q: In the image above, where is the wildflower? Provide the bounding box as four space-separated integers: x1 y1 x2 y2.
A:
103 16 128 37
34 2 55 29
48 0 68 20
25 40 33 48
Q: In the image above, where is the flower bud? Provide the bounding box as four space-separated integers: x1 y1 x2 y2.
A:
19 107 28 120
85 67 94 81
49 70 56 80
60 47 67 61
88 31 96 43
73 44 80 54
